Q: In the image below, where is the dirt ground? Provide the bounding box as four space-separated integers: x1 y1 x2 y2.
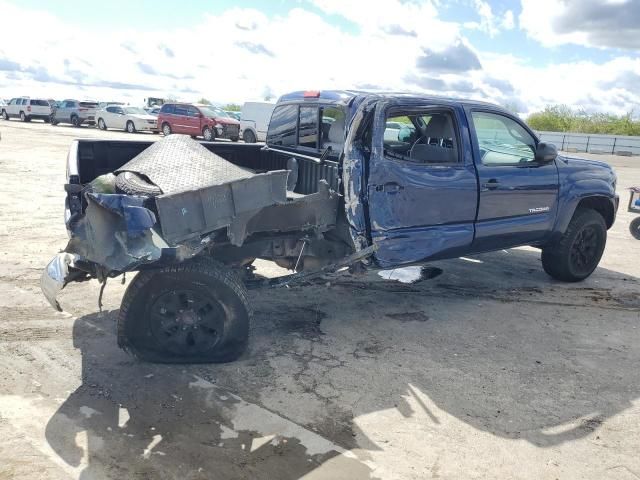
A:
0 119 639 480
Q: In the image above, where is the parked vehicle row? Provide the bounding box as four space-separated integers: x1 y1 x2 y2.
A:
2 96 272 143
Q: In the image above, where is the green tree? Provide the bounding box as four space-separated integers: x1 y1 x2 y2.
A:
223 103 241 111
198 98 211 105
526 105 640 135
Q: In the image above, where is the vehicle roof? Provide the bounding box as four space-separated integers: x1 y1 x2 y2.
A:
277 90 505 111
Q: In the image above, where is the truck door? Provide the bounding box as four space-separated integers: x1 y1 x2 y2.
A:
367 104 478 268
467 109 559 250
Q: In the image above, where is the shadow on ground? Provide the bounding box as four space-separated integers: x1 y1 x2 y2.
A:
45 248 640 478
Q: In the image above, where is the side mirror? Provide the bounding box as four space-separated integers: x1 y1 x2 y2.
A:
535 142 557 163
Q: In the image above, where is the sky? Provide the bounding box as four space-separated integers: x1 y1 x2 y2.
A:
0 0 639 116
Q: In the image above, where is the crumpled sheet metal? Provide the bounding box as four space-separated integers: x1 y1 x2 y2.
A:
41 252 79 311
155 170 289 246
65 193 163 272
115 134 255 195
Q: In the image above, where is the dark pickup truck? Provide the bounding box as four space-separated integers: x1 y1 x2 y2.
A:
42 90 619 363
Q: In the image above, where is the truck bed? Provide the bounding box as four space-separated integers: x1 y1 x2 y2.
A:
74 139 340 196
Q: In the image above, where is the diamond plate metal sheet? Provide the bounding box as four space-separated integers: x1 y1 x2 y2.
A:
115 134 255 194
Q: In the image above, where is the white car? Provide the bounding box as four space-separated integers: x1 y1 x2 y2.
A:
96 105 158 133
2 97 53 122
239 101 275 143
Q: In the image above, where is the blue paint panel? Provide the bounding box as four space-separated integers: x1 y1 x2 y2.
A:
552 155 618 235
366 100 478 266
473 163 560 248
372 224 474 268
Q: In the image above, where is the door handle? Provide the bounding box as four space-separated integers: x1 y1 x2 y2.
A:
383 182 403 193
482 179 500 190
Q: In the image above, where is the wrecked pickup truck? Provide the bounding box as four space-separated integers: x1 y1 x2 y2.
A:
42 90 619 363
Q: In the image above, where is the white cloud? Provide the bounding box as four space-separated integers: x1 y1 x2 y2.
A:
501 10 515 30
464 0 514 37
0 0 638 116
520 0 640 49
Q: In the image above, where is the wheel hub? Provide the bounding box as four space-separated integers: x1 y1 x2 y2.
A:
148 289 225 354
571 226 598 272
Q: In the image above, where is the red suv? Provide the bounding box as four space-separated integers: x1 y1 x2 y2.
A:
157 103 240 141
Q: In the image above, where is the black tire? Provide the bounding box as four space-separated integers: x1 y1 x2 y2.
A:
202 126 213 141
126 120 136 133
1 109 7 120
542 208 607 282
162 122 171 136
20 111 27 122
71 115 80 127
115 171 162 196
243 129 256 143
231 136 239 142
117 257 251 363
97 118 106 130
630 217 640 240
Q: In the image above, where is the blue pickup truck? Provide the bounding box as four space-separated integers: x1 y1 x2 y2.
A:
42 90 618 363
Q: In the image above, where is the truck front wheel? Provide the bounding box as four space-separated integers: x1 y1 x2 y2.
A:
117 258 251 363
541 208 607 282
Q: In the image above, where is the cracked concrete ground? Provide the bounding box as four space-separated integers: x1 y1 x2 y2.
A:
0 119 639 479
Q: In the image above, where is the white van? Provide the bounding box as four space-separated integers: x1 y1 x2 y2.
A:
239 101 275 143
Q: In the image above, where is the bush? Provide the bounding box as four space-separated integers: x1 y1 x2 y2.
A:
526 105 640 136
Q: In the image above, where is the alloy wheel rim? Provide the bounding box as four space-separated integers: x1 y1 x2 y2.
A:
148 289 225 354
570 225 599 274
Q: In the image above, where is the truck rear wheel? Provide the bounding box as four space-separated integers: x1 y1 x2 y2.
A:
117 258 251 363
541 208 607 282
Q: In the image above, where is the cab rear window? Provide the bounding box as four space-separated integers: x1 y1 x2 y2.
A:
267 105 297 147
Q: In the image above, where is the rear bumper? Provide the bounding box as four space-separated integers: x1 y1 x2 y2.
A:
28 114 52 121
41 253 79 311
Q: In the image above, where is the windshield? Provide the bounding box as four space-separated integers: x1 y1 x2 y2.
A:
200 106 229 118
124 107 147 115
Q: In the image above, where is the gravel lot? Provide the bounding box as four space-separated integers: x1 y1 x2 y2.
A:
0 119 639 480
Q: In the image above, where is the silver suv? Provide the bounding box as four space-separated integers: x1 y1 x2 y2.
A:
51 99 99 127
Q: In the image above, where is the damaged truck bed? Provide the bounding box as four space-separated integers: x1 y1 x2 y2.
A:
42 90 617 363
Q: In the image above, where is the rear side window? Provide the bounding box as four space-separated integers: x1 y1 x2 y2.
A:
267 105 297 147
64 101 76 108
383 110 459 165
30 99 49 106
298 107 318 148
160 104 174 114
21 99 28 105
174 105 188 116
